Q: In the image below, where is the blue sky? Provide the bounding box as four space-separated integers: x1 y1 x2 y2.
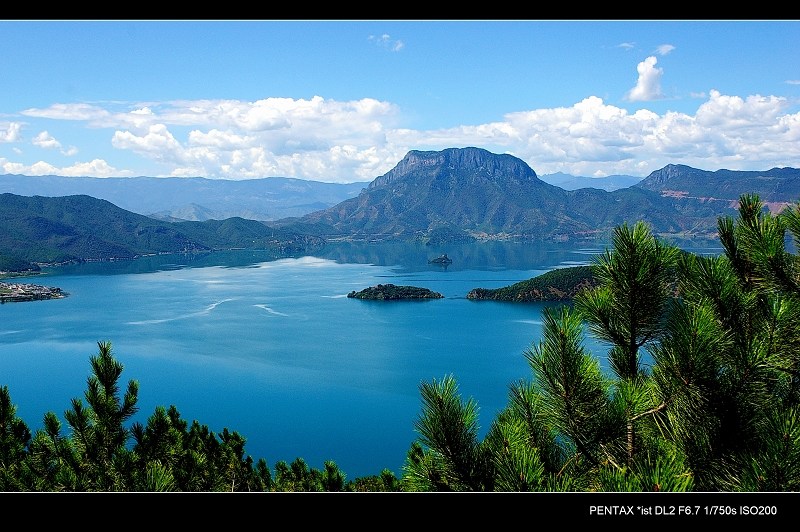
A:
0 20 798 183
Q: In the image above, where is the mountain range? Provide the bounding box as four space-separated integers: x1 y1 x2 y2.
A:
0 174 365 222
2 146 799 272
284 147 800 244
537 172 643 191
635 164 800 214
0 168 672 221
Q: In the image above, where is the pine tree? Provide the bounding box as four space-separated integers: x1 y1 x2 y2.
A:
0 385 31 490
403 195 800 491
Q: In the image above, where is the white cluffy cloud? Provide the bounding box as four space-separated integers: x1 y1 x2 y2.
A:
32 131 61 150
105 97 403 181
625 56 665 102
7 53 800 182
0 122 22 143
32 131 78 156
1 157 128 178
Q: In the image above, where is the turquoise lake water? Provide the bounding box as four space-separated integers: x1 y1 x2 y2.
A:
1 240 714 480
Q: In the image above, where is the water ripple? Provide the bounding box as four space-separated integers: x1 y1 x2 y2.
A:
253 304 289 317
127 298 236 325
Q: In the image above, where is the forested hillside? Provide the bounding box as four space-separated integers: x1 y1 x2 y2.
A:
0 193 324 271
466 265 599 301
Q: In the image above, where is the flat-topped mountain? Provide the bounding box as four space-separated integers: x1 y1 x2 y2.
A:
307 147 568 239
293 147 566 240
288 147 737 243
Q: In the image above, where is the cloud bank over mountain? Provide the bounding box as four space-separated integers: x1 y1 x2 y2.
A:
4 90 796 183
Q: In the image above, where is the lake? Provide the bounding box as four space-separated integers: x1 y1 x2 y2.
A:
0 240 719 481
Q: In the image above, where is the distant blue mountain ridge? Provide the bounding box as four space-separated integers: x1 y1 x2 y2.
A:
0 170 641 222
0 174 365 222
537 172 643 191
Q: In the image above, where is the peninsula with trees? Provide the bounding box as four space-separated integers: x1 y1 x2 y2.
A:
466 265 599 302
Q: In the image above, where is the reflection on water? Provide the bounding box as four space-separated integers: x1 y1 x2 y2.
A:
40 249 301 277
36 238 724 279
317 240 606 272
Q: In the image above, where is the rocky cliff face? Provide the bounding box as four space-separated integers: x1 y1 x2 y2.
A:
636 164 701 190
302 147 577 240
369 147 540 189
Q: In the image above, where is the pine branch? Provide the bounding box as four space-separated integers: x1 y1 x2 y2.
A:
630 401 668 422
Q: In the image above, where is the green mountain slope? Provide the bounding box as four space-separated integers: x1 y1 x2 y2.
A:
635 164 800 212
0 193 324 271
289 147 776 243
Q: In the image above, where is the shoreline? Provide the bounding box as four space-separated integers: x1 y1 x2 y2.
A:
0 281 67 303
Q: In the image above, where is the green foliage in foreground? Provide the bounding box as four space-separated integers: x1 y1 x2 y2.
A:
403 194 800 492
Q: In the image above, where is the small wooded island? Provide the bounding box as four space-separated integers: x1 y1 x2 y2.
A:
347 284 444 300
